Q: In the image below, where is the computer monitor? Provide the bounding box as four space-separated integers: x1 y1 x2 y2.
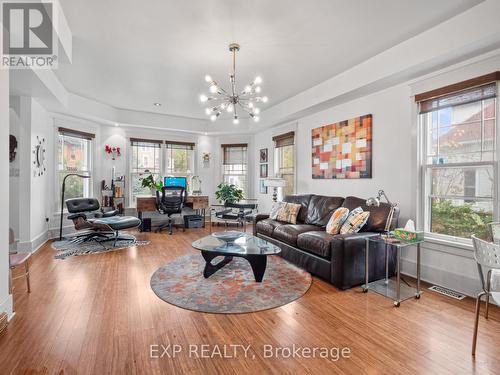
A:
164 176 187 189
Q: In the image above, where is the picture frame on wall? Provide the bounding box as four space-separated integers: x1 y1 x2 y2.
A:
259 148 268 163
259 179 268 194
260 163 268 178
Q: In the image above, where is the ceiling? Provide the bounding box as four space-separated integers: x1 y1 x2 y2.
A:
57 0 483 120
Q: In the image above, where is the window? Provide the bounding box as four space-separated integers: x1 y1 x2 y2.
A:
130 138 162 204
166 141 195 177
222 144 248 195
418 80 497 241
273 131 295 198
58 127 93 210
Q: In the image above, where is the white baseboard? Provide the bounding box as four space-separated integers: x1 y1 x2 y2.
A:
17 230 49 253
401 258 481 298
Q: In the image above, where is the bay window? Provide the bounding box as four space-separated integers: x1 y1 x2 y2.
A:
273 131 295 198
418 79 498 241
57 127 93 210
222 143 248 195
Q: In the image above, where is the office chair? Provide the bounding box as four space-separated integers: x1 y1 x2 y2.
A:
156 186 186 235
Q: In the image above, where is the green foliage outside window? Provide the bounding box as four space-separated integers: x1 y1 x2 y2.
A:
431 199 492 240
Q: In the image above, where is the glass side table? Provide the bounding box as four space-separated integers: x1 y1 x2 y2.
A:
362 235 424 307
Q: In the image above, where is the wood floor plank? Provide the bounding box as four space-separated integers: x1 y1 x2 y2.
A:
1 228 499 375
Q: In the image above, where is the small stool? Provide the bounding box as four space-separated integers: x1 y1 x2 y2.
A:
9 252 31 294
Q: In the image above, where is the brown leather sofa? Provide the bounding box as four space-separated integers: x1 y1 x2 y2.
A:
253 194 399 290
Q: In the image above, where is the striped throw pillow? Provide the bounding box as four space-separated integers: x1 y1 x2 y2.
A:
326 207 350 235
340 207 370 234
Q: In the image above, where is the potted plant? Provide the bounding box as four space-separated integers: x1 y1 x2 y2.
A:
215 183 244 204
141 174 163 195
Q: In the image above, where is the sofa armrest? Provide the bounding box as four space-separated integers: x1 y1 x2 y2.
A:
253 213 270 236
330 232 380 289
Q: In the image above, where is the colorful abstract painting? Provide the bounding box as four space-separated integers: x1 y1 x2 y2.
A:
311 114 372 179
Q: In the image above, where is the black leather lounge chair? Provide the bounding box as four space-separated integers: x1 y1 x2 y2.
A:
66 198 141 245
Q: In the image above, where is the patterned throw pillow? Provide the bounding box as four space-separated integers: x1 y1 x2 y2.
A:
276 203 302 224
326 207 350 235
269 202 286 220
340 207 370 234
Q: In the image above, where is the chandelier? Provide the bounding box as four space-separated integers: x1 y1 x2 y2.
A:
199 42 268 124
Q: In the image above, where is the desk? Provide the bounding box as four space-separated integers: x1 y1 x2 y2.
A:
136 195 209 228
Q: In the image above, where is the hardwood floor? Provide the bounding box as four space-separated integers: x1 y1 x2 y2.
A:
1 228 500 374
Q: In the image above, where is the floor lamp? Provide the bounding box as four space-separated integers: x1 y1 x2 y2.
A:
59 173 90 240
264 178 287 202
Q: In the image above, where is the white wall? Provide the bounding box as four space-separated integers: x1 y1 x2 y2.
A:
1 69 13 318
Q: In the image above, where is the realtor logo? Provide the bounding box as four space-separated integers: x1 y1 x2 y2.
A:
1 1 58 69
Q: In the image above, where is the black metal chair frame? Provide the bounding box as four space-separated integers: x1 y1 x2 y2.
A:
155 186 187 235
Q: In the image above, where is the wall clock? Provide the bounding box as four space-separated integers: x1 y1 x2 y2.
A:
32 136 47 176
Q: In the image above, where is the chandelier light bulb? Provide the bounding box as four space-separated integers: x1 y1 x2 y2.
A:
210 114 217 121
254 76 262 84
227 104 233 112
233 118 239 125
248 102 254 108
200 94 208 102
262 96 268 103
209 84 218 93
254 116 260 122
205 75 212 83
255 86 261 93
205 108 211 115
244 85 252 93
254 108 260 115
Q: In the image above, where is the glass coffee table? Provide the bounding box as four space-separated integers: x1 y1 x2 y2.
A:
192 232 281 282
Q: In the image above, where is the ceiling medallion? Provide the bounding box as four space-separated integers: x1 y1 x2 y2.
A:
199 42 268 124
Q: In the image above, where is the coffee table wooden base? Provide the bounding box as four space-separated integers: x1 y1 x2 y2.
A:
201 250 268 282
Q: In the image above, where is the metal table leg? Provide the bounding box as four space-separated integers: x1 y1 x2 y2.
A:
385 242 389 284
395 246 401 307
363 238 369 292
416 243 421 299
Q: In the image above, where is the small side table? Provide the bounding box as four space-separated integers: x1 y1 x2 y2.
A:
362 235 424 307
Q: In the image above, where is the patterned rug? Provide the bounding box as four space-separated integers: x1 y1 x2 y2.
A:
150 254 312 313
52 238 150 259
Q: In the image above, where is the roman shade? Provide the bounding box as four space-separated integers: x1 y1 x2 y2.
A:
58 127 95 140
273 131 295 147
222 144 247 164
130 138 162 147
165 141 195 150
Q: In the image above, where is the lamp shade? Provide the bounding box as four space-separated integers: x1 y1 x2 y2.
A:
264 178 287 188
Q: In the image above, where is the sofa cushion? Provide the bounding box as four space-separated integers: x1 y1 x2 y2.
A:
297 231 335 258
283 195 312 224
326 207 350 235
340 207 370 234
273 224 323 247
255 219 286 237
305 195 345 226
269 202 286 220
276 202 302 224
342 196 394 232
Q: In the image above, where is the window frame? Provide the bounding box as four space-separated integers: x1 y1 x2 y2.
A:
418 81 499 245
165 141 195 178
129 138 163 206
221 143 248 195
273 131 296 200
57 129 94 211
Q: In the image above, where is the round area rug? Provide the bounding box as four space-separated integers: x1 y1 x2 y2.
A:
150 254 312 313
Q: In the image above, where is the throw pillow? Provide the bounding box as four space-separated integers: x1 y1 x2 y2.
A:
340 207 370 234
269 202 285 220
326 207 350 235
276 202 302 224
